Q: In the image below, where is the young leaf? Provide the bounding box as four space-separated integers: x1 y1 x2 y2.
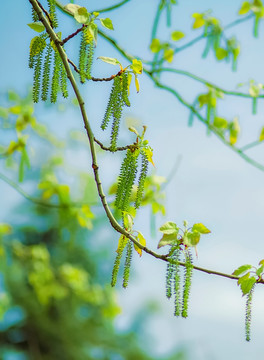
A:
238 1 251 15
183 231 201 247
133 231 146 256
97 56 121 66
171 30 185 41
142 147 155 167
100 18 114 30
232 264 252 276
192 223 211 234
160 221 179 235
213 117 228 129
135 75 140 93
259 126 264 141
164 48 174 63
131 59 143 74
123 212 134 232
259 259 264 266
240 276 256 296
192 13 205 29
116 235 128 253
27 22 45 33
158 233 178 248
150 38 161 53
215 47 228 60
229 117 240 145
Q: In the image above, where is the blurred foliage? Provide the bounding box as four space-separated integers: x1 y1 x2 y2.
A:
0 90 185 360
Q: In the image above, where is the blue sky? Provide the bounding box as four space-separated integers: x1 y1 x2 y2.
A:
1 1 264 359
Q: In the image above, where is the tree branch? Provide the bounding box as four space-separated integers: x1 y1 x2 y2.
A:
28 0 264 290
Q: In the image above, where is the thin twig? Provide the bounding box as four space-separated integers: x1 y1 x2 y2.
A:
61 25 84 45
67 58 124 81
94 138 137 152
151 68 264 99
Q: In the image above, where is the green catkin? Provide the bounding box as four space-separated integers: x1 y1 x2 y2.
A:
79 32 88 84
31 8 39 22
166 259 175 299
115 149 138 211
50 50 60 103
182 250 193 318
122 72 131 107
135 151 149 209
111 236 127 287
41 43 52 101
245 286 254 341
85 41 94 80
47 0 58 28
101 78 118 130
173 246 182 317
110 92 123 150
58 53 68 98
83 27 94 80
29 36 46 69
122 240 133 288
32 51 43 103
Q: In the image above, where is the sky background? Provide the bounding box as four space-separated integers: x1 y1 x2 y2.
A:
1 0 264 359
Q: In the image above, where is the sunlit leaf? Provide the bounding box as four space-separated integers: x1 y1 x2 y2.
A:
27 22 45 33
164 48 174 63
135 75 140 93
171 30 185 41
259 127 264 141
134 231 146 256
216 47 228 60
150 38 161 53
192 223 211 234
157 233 178 248
97 56 121 66
131 59 143 74
159 221 179 235
142 147 155 167
238 1 251 15
100 18 114 30
232 264 252 276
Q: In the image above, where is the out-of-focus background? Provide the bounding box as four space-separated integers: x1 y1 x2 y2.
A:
1 0 264 359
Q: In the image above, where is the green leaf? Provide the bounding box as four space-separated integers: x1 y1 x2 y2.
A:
238 273 256 296
27 22 45 33
142 147 155 167
75 7 90 24
259 127 264 141
215 47 228 60
192 13 205 29
183 231 201 247
213 117 228 129
256 265 264 277
87 22 98 45
239 1 251 15
135 75 140 93
164 48 174 63
159 221 179 235
131 59 143 74
123 212 134 232
65 4 90 24
134 231 146 256
97 56 121 66
171 30 185 41
150 38 161 53
192 223 211 234
232 264 252 276
259 259 264 266
100 18 114 30
229 117 240 145
0 224 12 235
0 107 9 119
158 233 178 248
